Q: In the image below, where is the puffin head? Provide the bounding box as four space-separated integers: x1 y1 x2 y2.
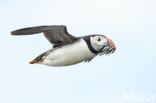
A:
90 35 116 55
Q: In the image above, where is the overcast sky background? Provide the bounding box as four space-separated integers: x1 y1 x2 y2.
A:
0 0 156 103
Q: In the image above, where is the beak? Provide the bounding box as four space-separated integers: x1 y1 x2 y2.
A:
107 37 116 54
98 37 116 55
107 37 116 49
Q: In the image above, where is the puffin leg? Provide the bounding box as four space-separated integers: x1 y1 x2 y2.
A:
29 59 44 64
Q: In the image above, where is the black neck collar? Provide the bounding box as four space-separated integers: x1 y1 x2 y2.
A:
82 36 98 54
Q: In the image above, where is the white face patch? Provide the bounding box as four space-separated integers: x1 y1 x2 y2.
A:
90 35 108 51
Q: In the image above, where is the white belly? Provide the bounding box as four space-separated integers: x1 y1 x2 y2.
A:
42 39 96 66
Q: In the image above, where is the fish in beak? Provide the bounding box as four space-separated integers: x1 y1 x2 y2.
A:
98 37 116 55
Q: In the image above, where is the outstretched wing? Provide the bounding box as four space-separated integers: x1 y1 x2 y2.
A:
11 25 78 47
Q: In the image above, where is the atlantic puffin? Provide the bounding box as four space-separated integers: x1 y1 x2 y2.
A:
11 25 116 66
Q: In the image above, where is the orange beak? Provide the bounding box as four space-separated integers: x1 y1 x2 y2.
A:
107 37 116 48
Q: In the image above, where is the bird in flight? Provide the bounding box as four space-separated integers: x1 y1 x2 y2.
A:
11 25 116 67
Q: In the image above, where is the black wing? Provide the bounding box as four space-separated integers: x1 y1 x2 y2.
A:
11 25 78 47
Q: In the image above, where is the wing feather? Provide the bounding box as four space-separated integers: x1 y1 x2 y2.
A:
11 25 78 47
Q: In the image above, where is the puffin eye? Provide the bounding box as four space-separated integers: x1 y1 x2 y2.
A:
98 37 101 41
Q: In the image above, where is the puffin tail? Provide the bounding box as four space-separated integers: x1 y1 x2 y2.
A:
29 60 38 64
29 50 49 64
29 59 44 64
